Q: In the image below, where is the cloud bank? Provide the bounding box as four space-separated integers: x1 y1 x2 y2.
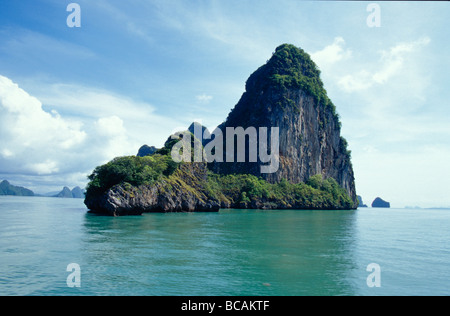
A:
0 75 181 193
0 75 86 176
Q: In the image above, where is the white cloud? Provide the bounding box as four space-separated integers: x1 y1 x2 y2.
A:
337 37 431 92
0 75 87 175
196 94 213 103
26 81 186 150
1 149 14 158
311 37 352 70
338 70 373 93
94 116 129 160
373 37 431 84
27 160 60 175
0 75 188 192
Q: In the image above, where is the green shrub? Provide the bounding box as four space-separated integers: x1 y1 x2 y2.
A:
205 171 352 210
86 154 179 195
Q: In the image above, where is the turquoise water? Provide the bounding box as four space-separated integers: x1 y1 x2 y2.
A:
0 196 449 296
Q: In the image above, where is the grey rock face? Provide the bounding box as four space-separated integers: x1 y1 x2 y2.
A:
85 163 220 216
137 145 157 157
211 86 357 208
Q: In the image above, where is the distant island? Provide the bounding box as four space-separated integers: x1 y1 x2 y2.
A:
54 186 85 199
84 44 358 216
0 180 34 196
0 180 85 199
357 195 368 208
372 197 390 208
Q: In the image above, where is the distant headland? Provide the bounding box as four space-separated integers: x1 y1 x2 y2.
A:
0 180 34 196
0 180 84 199
53 186 85 199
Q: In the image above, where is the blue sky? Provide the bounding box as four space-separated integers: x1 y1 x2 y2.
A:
0 0 449 207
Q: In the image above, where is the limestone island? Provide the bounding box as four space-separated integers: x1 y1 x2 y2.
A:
84 44 358 216
0 180 34 196
372 197 390 208
358 195 368 208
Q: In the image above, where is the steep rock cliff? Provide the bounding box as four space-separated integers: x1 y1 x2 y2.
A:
210 44 357 207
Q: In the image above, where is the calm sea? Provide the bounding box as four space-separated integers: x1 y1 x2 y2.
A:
0 196 449 296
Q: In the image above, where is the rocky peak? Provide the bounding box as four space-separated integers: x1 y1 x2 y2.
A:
211 44 357 207
245 44 322 91
188 121 211 147
71 186 84 198
56 186 73 198
137 145 157 157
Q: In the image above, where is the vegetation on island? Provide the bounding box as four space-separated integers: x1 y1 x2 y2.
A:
85 154 178 198
205 172 353 210
85 141 354 211
246 44 340 125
